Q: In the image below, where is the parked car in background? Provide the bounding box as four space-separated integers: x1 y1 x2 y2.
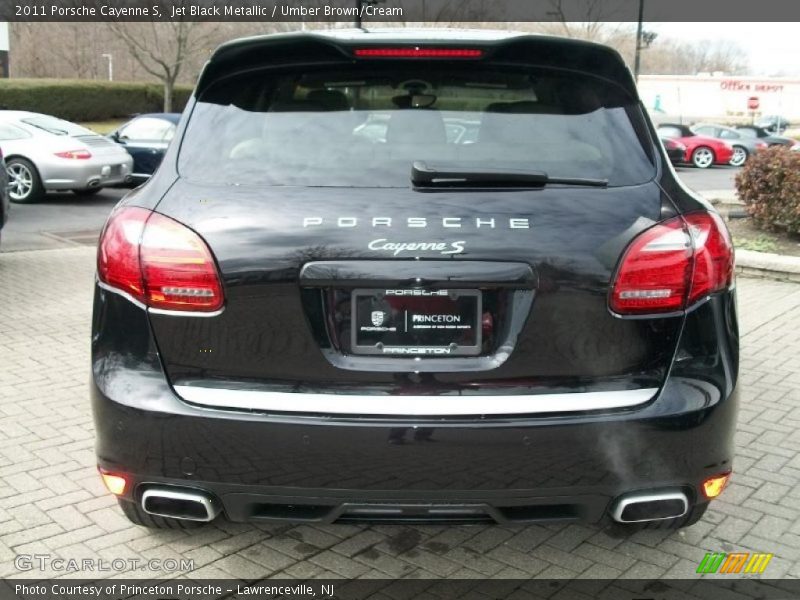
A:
691 123 767 166
756 115 790 134
93 30 738 532
0 147 8 246
109 113 180 184
0 111 133 203
656 123 734 168
659 136 686 165
734 125 795 147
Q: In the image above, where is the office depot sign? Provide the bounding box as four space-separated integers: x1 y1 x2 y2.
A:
719 79 785 93
639 75 800 121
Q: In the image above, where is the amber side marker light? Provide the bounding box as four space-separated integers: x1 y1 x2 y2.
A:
702 472 731 499
99 469 127 496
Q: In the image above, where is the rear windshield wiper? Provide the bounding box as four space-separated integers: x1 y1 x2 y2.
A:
411 161 608 189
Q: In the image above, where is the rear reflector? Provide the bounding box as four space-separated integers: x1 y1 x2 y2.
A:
98 207 224 312
99 469 127 495
702 472 731 499
354 47 484 59
610 211 733 315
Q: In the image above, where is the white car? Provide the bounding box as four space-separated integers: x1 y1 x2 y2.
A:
0 111 133 203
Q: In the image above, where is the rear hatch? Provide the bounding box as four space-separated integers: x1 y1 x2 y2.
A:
146 34 679 402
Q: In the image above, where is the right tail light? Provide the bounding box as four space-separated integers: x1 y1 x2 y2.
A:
610 211 733 315
97 207 224 312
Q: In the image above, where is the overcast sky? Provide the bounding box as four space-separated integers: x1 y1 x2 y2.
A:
650 22 800 77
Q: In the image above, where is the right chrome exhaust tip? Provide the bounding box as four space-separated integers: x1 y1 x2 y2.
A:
611 491 689 523
141 488 220 522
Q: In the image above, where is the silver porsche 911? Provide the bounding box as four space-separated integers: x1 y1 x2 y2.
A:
0 111 133 203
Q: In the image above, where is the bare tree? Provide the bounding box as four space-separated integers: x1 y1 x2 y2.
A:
540 0 630 42
107 19 219 111
639 38 749 75
8 20 751 85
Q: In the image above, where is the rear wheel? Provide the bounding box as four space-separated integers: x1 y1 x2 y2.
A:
605 503 709 537
7 158 45 203
72 187 103 197
691 146 715 169
117 498 206 530
729 146 748 167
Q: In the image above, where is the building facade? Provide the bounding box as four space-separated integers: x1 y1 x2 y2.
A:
638 74 800 124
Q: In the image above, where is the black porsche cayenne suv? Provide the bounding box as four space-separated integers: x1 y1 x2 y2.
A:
92 30 738 530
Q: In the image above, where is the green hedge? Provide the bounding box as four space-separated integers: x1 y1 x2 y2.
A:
736 146 800 235
0 79 194 121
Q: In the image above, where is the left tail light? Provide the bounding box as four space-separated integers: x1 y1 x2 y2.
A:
97 207 224 312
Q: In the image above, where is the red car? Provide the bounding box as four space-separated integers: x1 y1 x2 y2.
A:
657 123 734 168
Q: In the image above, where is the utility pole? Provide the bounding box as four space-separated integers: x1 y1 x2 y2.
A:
102 53 113 82
633 0 657 83
634 0 644 82
355 0 382 30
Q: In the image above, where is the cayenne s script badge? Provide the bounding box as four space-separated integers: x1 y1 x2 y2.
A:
367 238 466 256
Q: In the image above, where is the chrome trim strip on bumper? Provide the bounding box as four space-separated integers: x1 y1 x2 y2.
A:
173 386 658 416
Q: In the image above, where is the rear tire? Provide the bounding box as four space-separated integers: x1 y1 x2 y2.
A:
72 187 103 196
691 146 715 169
605 503 709 537
729 146 748 167
117 498 207 530
7 157 45 203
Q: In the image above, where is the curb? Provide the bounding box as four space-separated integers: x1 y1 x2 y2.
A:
701 189 742 205
736 249 800 283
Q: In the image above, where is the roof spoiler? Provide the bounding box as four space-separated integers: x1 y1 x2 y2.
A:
195 32 638 100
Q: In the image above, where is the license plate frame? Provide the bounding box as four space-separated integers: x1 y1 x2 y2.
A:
350 288 482 357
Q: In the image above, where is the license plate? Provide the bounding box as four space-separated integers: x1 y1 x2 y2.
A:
351 289 481 356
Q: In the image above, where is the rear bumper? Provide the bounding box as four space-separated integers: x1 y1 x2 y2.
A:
92 283 739 525
40 156 133 190
92 378 737 524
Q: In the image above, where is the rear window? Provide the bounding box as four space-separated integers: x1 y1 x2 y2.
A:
21 115 95 137
179 64 655 188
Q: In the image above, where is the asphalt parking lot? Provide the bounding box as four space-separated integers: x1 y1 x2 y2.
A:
0 167 798 581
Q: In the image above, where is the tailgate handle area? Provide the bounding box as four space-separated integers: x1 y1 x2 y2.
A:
299 260 536 289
